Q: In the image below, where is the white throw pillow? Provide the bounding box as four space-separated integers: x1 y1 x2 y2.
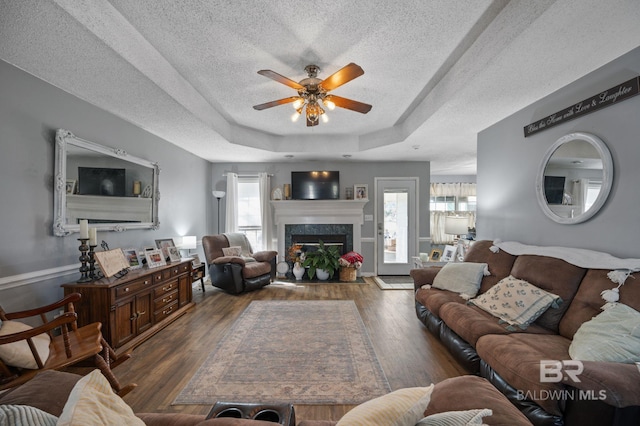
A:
416 408 493 425
469 275 562 329
57 369 145 426
569 302 640 363
0 320 50 369
336 386 434 426
432 263 489 298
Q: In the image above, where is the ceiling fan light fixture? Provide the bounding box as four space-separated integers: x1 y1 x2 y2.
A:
321 113 328 123
323 97 336 110
292 98 304 109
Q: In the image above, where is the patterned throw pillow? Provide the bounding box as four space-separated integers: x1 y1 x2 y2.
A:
222 246 242 257
469 275 562 329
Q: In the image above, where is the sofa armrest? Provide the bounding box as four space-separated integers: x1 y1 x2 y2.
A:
212 256 246 266
569 361 640 407
252 250 277 262
410 267 442 291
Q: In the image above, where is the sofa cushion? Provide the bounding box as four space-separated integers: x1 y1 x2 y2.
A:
432 262 488 298
510 255 585 332
438 302 553 347
0 370 81 417
242 261 271 279
463 240 516 294
560 270 640 339
335 386 434 426
476 333 572 416
469 276 562 329
424 376 532 425
415 288 466 317
57 369 145 426
0 320 50 369
569 302 640 363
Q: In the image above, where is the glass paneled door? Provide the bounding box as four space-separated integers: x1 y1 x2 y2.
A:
376 178 418 275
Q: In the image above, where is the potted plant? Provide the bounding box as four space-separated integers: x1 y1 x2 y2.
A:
302 240 340 280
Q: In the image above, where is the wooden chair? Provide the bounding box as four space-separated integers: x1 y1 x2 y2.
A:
0 293 136 396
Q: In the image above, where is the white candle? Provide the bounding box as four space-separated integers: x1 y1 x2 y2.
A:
79 219 89 239
89 228 97 246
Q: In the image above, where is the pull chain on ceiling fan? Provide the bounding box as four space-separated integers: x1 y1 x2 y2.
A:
253 63 372 127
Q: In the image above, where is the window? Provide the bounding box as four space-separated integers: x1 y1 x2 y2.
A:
429 196 476 212
237 177 262 249
429 183 476 244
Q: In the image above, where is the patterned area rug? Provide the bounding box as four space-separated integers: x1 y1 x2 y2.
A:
173 300 390 405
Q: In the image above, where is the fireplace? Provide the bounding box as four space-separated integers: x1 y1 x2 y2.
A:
285 225 353 255
271 199 368 263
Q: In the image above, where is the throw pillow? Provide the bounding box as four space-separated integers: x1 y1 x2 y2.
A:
222 246 242 257
569 302 640 363
57 369 145 426
336 385 434 426
416 408 493 425
0 404 58 426
469 275 562 329
432 262 489 298
0 320 50 369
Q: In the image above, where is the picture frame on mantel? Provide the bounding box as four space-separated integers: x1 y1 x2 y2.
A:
354 184 368 200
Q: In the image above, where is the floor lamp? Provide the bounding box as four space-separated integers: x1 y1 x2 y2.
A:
212 191 226 233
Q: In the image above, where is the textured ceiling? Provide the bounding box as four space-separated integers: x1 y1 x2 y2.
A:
1 0 640 174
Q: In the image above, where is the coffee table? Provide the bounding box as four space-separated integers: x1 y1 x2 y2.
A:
206 401 295 425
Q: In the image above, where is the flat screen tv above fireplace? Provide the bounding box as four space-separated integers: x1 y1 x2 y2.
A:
291 171 339 200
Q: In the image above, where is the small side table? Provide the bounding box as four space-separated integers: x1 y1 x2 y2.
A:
206 401 295 425
192 263 206 292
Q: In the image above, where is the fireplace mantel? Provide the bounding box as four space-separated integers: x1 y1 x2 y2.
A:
271 200 368 259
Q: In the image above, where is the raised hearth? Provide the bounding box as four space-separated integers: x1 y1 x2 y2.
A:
271 200 368 261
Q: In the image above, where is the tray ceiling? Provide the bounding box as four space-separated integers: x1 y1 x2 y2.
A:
1 0 639 173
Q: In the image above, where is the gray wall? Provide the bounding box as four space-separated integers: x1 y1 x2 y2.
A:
210 161 431 273
0 60 209 311
477 46 640 258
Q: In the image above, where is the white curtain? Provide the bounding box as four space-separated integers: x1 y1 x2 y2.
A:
430 182 476 197
258 172 273 251
571 179 588 215
224 172 238 233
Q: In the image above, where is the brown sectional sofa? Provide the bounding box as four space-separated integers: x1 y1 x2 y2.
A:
411 240 640 426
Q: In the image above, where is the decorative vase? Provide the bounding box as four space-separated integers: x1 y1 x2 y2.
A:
316 268 330 281
292 262 305 280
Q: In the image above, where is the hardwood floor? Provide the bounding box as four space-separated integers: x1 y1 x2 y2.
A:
115 280 468 422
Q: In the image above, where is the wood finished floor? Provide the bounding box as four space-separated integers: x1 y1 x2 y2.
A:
115 280 468 422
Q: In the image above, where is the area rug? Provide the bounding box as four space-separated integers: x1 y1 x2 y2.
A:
370 276 415 290
173 300 390 405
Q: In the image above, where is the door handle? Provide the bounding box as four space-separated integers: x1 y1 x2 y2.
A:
377 222 383 235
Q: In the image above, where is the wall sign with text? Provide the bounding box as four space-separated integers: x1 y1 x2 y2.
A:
524 76 639 137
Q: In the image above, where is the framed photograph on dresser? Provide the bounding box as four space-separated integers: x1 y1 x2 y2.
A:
146 249 166 268
155 238 176 261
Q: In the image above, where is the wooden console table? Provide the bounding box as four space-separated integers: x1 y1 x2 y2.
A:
62 260 194 356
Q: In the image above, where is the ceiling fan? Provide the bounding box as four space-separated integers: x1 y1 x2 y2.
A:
253 63 372 127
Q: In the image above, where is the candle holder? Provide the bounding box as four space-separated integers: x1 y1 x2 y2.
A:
77 238 92 283
88 245 98 281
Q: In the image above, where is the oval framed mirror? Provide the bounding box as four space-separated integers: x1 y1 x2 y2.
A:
53 129 160 236
535 132 613 224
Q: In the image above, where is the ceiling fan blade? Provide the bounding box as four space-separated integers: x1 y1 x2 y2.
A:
319 63 364 92
327 95 372 114
253 96 301 111
257 70 304 90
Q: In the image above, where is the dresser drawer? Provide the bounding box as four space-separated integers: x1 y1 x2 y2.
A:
153 289 178 311
115 277 152 298
172 262 191 276
154 300 178 322
152 268 172 283
153 280 178 298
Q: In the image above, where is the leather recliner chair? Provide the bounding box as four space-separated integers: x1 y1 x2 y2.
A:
202 234 277 294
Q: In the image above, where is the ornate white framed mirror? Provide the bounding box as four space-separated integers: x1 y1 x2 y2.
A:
53 129 160 236
535 132 613 224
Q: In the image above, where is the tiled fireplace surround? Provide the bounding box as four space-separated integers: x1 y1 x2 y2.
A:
272 200 368 262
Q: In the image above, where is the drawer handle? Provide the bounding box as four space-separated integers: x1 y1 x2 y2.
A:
173 269 178 274
144 280 150 285
162 306 173 315
162 295 173 303
162 285 173 291
123 287 130 292
156 275 162 280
